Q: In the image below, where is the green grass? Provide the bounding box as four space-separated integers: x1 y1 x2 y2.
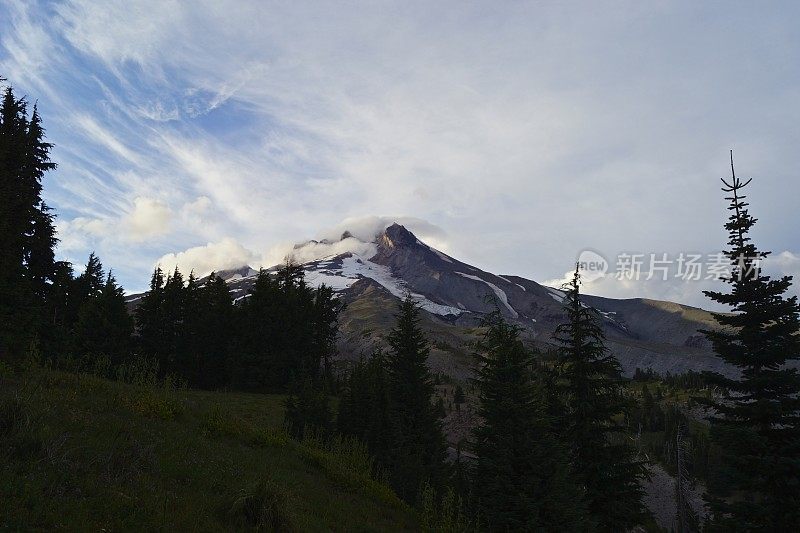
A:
0 367 418 531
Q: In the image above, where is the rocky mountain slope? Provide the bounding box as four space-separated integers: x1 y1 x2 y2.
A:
130 222 733 378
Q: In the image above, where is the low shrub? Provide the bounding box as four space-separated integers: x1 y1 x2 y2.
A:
0 394 29 438
0 392 46 460
115 356 160 386
0 359 13 380
297 430 399 506
121 385 183 420
201 404 247 439
420 482 474 532
229 478 295 532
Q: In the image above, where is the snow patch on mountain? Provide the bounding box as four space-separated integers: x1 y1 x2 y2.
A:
303 254 463 316
547 287 566 303
432 248 454 264
497 275 526 291
455 272 518 318
233 293 252 304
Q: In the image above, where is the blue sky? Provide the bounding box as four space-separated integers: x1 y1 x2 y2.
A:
1 0 799 306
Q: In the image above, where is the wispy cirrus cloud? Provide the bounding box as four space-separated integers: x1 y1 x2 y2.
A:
1 0 798 304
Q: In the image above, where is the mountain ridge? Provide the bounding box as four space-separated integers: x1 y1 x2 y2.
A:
128 222 733 377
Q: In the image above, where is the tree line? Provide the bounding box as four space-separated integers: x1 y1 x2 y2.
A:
133 261 342 391
334 278 648 531
2 79 798 531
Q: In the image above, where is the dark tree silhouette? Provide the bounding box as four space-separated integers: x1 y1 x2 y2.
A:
337 350 392 460
0 86 57 358
554 266 648 531
76 270 132 363
472 310 587 530
231 261 342 391
384 295 448 503
699 153 800 531
135 266 166 363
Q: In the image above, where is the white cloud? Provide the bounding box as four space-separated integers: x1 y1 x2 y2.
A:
317 216 449 249
768 251 800 279
288 238 377 265
123 197 172 241
53 0 184 74
55 216 112 252
136 99 180 122
155 238 259 277
180 196 212 224
257 216 449 266
75 114 142 166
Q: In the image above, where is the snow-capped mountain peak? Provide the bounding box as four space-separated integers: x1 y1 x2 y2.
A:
128 221 732 377
288 224 464 316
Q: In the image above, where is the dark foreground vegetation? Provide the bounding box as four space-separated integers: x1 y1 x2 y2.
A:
0 363 419 530
2 76 799 532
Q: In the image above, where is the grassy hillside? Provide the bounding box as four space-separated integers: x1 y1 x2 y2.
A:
0 365 418 531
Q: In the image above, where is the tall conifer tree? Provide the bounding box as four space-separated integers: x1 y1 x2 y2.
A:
472 311 588 530
182 272 233 388
76 271 132 363
554 266 648 531
700 154 800 530
160 267 186 373
385 295 448 503
136 267 166 362
197 273 234 387
232 262 341 391
0 86 57 358
337 350 392 459
75 252 105 302
44 260 76 356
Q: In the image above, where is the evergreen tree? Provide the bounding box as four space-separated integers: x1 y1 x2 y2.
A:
161 267 186 372
337 350 392 459
199 273 234 386
75 271 132 363
554 266 648 531
232 261 341 391
0 86 57 359
26 202 57 301
74 252 105 302
22 108 57 300
312 283 344 387
453 384 465 412
699 155 800 531
70 251 107 360
0 80 132 366
472 310 588 531
135 266 166 362
183 272 233 388
274 260 317 383
384 295 449 503
177 271 201 381
43 260 77 357
232 268 286 390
